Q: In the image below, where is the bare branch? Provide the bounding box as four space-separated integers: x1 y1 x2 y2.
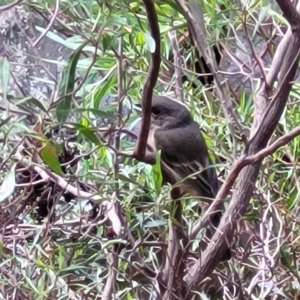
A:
276 0 300 27
168 31 184 103
134 0 161 159
162 218 179 300
252 28 293 135
102 249 118 300
185 23 300 291
175 0 247 153
0 0 23 12
33 0 60 47
191 125 300 240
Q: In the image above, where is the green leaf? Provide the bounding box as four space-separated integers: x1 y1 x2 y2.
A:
151 150 163 190
12 97 48 114
287 190 299 210
0 163 16 202
0 116 12 128
57 246 64 269
157 0 180 12
144 219 167 228
102 33 118 53
71 122 100 145
118 174 139 185
280 244 293 272
35 26 66 44
93 73 117 109
40 144 64 176
56 41 89 123
75 108 114 118
102 239 127 249
268 8 289 25
0 57 10 103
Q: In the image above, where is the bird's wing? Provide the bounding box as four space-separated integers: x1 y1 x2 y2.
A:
154 124 219 199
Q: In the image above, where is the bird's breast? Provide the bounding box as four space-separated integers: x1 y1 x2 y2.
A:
147 127 157 152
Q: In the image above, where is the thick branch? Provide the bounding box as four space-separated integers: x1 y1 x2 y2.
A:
191 125 300 239
175 0 247 151
276 0 300 27
134 0 161 159
185 26 300 292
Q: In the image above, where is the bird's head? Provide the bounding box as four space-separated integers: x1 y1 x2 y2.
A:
151 96 192 129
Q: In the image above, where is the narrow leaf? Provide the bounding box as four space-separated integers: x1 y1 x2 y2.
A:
151 150 163 189
56 41 89 123
0 116 12 128
0 57 10 103
0 164 16 202
75 108 114 118
71 123 100 145
12 97 48 113
94 74 117 109
40 144 64 176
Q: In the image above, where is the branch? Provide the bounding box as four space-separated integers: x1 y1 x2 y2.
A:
160 189 186 299
185 21 300 291
175 0 247 153
276 0 300 27
13 149 163 287
33 0 60 47
0 0 23 12
168 30 184 103
102 248 118 300
252 0 300 134
134 0 161 159
190 125 300 240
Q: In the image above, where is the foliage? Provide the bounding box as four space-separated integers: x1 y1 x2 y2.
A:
0 0 300 299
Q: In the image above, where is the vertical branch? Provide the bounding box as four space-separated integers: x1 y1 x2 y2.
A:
102 248 118 300
168 31 184 103
103 38 125 299
175 0 247 150
184 8 300 295
134 0 161 159
113 38 124 199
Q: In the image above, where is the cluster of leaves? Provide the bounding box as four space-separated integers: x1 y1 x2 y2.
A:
0 0 300 299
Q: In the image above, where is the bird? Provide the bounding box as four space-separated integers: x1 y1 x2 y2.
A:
147 95 220 204
147 96 231 260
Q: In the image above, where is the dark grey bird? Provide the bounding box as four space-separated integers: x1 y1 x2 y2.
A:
147 96 231 260
148 95 220 203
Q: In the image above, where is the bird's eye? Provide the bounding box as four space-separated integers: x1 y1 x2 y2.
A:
151 107 160 115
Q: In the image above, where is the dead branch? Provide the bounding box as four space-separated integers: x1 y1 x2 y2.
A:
0 0 23 12
252 0 300 133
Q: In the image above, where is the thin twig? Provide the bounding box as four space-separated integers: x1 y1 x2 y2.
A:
0 0 23 11
33 0 60 47
242 13 267 84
